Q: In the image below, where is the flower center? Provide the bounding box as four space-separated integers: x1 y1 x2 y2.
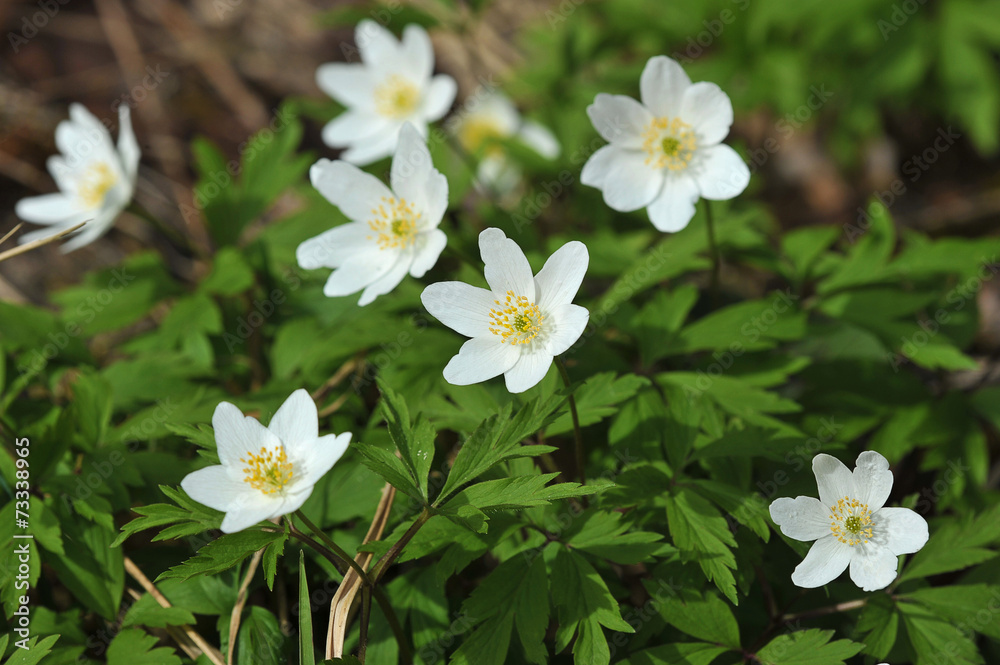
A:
457 118 505 157
374 75 420 118
77 162 117 208
367 197 420 250
642 117 697 171
240 446 294 495
489 290 544 345
829 496 874 546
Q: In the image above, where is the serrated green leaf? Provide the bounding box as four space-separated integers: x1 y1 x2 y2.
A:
665 489 738 604
158 529 284 582
106 629 181 665
756 628 863 665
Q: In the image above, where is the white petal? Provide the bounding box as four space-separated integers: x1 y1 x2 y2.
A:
479 228 535 298
769 496 832 542
323 250 397 299
504 348 554 393
212 401 280 468
296 433 352 487
467 91 519 135
220 499 282 534
421 281 496 338
358 252 412 305
791 536 852 588
679 82 733 146
267 389 318 452
399 24 434 82
47 155 77 193
813 454 856 508
476 155 519 194
116 105 141 182
316 63 376 110
580 144 617 189
586 94 652 148
421 75 457 122
640 56 691 118
357 20 402 70
391 123 434 210
181 465 248 513
410 228 447 278
852 451 894 512
443 337 520 385
544 303 589 356
62 104 116 165
15 193 79 223
518 121 560 159
599 148 664 212
647 174 699 232
274 488 314 518
59 210 117 252
421 169 448 227
534 241 588 311
310 159 394 223
875 507 928 555
321 110 390 148
340 128 401 166
693 144 750 201
849 544 899 591
296 222 374 270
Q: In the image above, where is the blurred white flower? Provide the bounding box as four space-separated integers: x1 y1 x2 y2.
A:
15 103 139 252
581 55 749 232
769 451 928 592
451 88 559 193
296 123 448 305
421 227 588 393
181 389 351 534
316 20 457 165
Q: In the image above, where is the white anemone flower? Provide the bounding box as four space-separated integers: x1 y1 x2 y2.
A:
581 55 750 233
421 227 589 393
451 89 560 193
769 451 929 592
316 20 457 166
181 389 351 534
15 103 139 252
296 123 448 305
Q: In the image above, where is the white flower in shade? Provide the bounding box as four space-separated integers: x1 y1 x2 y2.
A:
181 389 351 534
451 88 560 193
296 123 448 305
421 228 589 393
15 103 139 252
580 55 750 233
316 20 457 166
769 451 929 592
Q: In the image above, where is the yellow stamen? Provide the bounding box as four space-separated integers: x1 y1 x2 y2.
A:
374 75 420 118
642 117 697 171
829 496 874 546
457 117 506 157
489 290 544 345
367 197 420 250
77 162 117 208
240 446 294 495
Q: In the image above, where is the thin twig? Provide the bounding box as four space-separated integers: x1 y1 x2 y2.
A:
0 221 87 263
319 392 351 418
0 224 23 247
555 357 587 488
228 549 264 665
311 358 361 402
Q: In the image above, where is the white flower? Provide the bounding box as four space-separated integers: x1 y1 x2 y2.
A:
181 389 351 534
769 451 929 592
421 228 589 393
296 123 448 305
15 103 139 252
580 55 750 233
316 20 457 166
451 88 560 193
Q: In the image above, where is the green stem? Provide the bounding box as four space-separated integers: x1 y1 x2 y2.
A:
358 585 372 664
374 587 412 664
555 356 586 487
294 511 372 587
370 508 432 584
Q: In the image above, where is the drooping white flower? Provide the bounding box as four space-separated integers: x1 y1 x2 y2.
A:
451 88 560 193
181 389 351 534
15 103 139 252
421 228 589 393
296 123 448 305
769 451 928 592
580 55 750 233
316 20 457 166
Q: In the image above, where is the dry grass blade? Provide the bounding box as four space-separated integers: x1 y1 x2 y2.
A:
228 549 264 665
0 224 24 248
0 221 87 263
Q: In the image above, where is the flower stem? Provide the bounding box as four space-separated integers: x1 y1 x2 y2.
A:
370 507 433 584
358 585 372 664
780 598 867 623
703 199 720 305
555 356 586 487
293 511 373 587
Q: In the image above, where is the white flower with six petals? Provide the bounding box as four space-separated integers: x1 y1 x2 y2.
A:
181 389 351 534
769 451 929 592
421 228 589 393
296 123 448 305
581 55 750 233
15 103 140 252
317 20 457 165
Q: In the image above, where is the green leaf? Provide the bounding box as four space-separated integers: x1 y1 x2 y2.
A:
899 504 1000 582
299 551 316 665
898 602 983 665
900 584 1000 640
106 629 181 665
261 530 287 591
112 486 223 547
565 511 665 565
664 488 738 604
666 294 805 355
756 629 864 665
442 474 598 515
352 441 425 504
621 642 730 665
547 372 650 435
200 247 256 296
122 594 197 629
854 592 899 659
2 635 60 665
376 377 435 501
649 586 740 648
158 529 284 582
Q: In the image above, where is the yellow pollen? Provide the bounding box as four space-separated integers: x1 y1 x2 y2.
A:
489 290 544 345
240 445 293 495
828 496 874 546
77 162 117 208
367 197 420 250
457 118 506 157
642 117 697 171
374 75 420 118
